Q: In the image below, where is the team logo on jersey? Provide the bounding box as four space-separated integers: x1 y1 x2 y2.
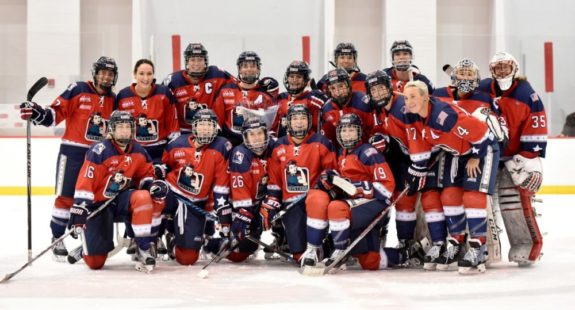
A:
284 160 310 193
184 100 207 124
177 164 204 195
93 143 106 155
85 112 108 142
103 171 130 198
232 151 244 164
135 113 159 143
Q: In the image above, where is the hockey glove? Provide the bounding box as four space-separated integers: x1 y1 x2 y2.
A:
153 164 167 180
260 196 281 231
258 77 279 97
19 101 45 123
368 133 389 154
149 179 169 201
407 164 427 196
351 181 374 199
505 154 544 193
69 202 90 237
231 208 254 241
318 169 339 192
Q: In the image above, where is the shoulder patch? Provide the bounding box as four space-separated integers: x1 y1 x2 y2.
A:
436 110 449 126
232 150 244 164
530 92 540 102
93 142 106 155
363 146 378 158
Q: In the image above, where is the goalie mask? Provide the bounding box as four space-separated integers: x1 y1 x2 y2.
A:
490 51 518 91
92 56 118 92
452 58 480 94
325 68 352 106
109 110 135 146
191 109 219 145
242 117 269 155
237 51 261 84
390 40 413 71
334 42 359 73
336 113 362 149
184 43 209 78
365 70 393 109
286 104 312 139
283 60 311 95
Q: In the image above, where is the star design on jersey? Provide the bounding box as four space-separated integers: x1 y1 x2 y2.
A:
533 145 543 152
216 196 227 206
471 147 480 154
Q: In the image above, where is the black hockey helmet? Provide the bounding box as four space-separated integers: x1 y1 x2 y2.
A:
334 42 358 62
109 110 135 145
184 43 209 78
286 104 312 139
283 60 311 95
365 70 393 108
325 68 352 106
237 51 261 84
92 56 118 90
336 113 362 149
191 109 219 145
242 117 269 155
390 40 413 71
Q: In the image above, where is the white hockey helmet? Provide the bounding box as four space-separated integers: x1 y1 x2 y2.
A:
489 52 518 91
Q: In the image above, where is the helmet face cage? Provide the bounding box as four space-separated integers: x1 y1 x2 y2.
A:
390 40 413 71
108 111 135 145
237 51 261 84
92 56 118 90
451 58 480 93
191 109 219 145
326 68 352 105
365 70 393 108
336 113 362 149
489 52 518 91
286 105 311 139
242 118 269 154
184 43 209 78
283 61 311 95
334 42 358 72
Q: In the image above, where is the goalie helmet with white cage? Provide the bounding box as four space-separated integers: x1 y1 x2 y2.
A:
336 113 362 149
365 70 393 109
191 109 219 145
237 51 261 84
92 56 118 91
286 104 312 139
390 40 413 71
452 58 480 94
489 51 519 91
283 60 311 95
184 43 209 78
108 110 135 146
242 117 269 155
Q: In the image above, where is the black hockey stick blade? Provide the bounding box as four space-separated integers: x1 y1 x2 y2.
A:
442 64 453 76
27 77 48 102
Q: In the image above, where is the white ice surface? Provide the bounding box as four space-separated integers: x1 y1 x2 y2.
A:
1 195 574 309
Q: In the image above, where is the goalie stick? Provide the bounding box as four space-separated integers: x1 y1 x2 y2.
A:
25 77 49 262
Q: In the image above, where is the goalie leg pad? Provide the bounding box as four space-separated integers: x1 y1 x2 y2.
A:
497 168 543 263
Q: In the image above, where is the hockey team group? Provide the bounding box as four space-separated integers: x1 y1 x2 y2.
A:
18 40 546 276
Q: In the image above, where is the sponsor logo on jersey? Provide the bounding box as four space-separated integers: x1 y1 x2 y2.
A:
176 89 188 97
174 150 186 159
121 100 135 108
79 96 92 103
79 104 92 110
223 90 234 97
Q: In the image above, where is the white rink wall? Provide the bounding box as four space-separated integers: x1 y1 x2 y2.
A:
0 137 573 189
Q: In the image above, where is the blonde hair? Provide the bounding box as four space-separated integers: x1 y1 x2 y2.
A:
404 80 429 96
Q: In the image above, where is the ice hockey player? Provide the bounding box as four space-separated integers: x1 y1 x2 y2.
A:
214 51 278 146
271 60 327 138
163 43 235 132
321 68 374 144
478 51 547 266
261 104 337 264
383 40 434 94
317 42 368 93
68 111 168 272
19 56 118 261
159 109 233 266
365 70 442 268
404 80 500 274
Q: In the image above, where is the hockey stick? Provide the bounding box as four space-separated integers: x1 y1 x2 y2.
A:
175 196 218 221
270 194 307 225
246 236 297 264
1 195 116 283
25 77 48 262
197 239 241 279
331 175 357 196
303 187 409 276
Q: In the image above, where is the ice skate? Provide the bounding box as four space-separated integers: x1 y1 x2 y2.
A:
51 237 68 262
458 239 487 274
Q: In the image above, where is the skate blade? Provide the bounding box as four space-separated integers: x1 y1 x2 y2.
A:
134 262 154 273
423 263 437 271
436 263 458 271
458 264 486 275
52 254 68 263
197 269 209 279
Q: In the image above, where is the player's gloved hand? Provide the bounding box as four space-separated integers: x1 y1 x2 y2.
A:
69 202 90 238
351 181 374 199
260 196 281 231
19 101 45 121
505 154 544 193
231 208 253 241
368 133 389 154
153 164 167 180
258 77 279 96
318 169 339 192
407 164 427 196
216 198 233 227
149 179 169 201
